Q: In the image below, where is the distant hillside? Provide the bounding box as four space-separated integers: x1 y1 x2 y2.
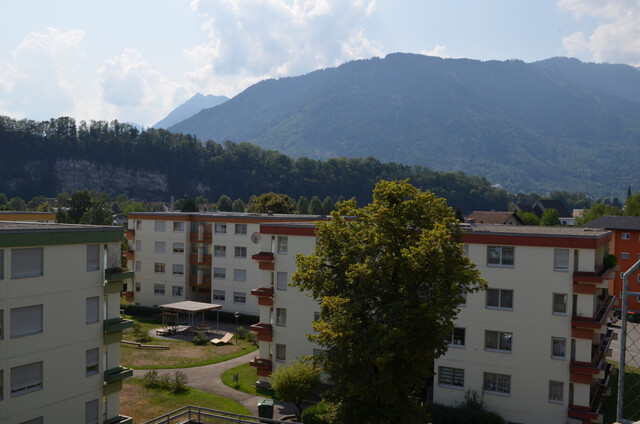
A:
154 93 228 129
169 53 640 196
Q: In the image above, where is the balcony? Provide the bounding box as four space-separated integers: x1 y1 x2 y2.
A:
250 323 273 342
189 231 212 243
104 366 133 384
568 369 610 423
189 275 212 287
105 270 134 282
251 287 274 306
571 329 614 377
572 295 615 331
104 415 133 424
124 229 135 240
189 253 212 266
249 358 273 377
104 317 134 333
574 265 612 285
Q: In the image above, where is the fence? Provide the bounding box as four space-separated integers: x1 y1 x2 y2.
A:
617 261 640 423
143 406 300 424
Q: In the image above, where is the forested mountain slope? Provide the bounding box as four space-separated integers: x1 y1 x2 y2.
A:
153 93 228 129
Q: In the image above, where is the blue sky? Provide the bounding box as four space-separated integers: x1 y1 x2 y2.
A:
0 0 635 127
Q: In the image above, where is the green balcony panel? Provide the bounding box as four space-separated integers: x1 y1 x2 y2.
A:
104 281 124 294
104 317 134 333
104 366 133 384
105 271 134 282
104 415 133 424
103 379 123 396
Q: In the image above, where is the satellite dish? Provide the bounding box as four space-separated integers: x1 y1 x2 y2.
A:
251 232 262 244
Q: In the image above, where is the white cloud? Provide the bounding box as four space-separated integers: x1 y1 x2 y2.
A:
421 45 448 58
559 0 640 65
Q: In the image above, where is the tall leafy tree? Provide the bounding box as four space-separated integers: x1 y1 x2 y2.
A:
296 196 309 214
180 198 198 212
68 190 92 223
248 192 295 214
292 180 485 423
321 196 335 215
540 208 561 226
232 199 245 212
309 195 323 215
217 195 233 211
271 360 320 418
515 210 540 225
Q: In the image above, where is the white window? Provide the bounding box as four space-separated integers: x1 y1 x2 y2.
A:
235 224 247 235
173 221 184 232
135 261 141 272
549 380 564 403
11 362 42 397
483 372 510 395
622 252 630 260
155 242 166 254
551 337 566 359
277 271 288 290
553 249 569 271
277 236 288 254
553 293 567 315
486 289 513 310
134 281 141 292
85 399 99 424
135 220 142 230
154 263 165 273
215 223 227 234
0 249 3 279
234 269 247 281
233 292 246 304
86 348 99 376
135 240 142 252
276 308 287 326
438 366 464 388
173 243 184 254
11 305 42 338
622 232 631 240
447 327 465 347
86 245 100 271
214 245 226 257
213 290 225 301
487 246 514 267
485 330 512 352
11 248 43 278
86 297 99 324
213 267 226 279
276 344 286 361
154 284 165 295
172 286 183 297
155 220 165 232
234 246 247 258
172 264 184 275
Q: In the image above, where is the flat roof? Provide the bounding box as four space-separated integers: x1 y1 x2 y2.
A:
128 211 327 221
582 216 640 231
159 301 222 312
466 223 609 238
0 221 123 247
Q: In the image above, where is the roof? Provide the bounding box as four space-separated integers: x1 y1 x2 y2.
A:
514 203 535 213
467 211 522 225
128 211 327 221
0 221 123 247
466 223 609 238
534 199 572 218
581 216 640 231
159 301 222 312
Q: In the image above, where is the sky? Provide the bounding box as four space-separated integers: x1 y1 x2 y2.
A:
0 0 637 127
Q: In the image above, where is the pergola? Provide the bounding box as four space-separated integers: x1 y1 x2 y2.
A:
159 301 223 333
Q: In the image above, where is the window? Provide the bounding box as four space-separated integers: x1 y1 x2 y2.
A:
551 337 566 359
234 246 247 258
172 286 183 297
86 245 100 271
622 232 631 240
85 399 99 424
154 284 165 295
11 305 42 338
173 243 184 254
213 267 226 279
277 271 288 290
214 245 226 257
486 289 513 310
154 263 166 273
135 220 142 230
134 281 141 292
0 249 3 279
549 380 564 403
11 248 43 278
622 252 630 260
553 293 567 315
215 223 227 234
485 330 512 352
86 297 99 324
276 344 286 361
277 236 288 254
135 240 142 251
155 241 166 254
233 292 246 304
135 261 141 272
155 220 165 232
234 269 247 281
172 264 184 275
235 224 247 235
554 249 569 271
86 348 99 376
213 290 225 301
173 221 184 232
447 327 465 347
10 362 42 397
483 372 510 395
438 366 464 388
487 246 514 267
276 308 287 326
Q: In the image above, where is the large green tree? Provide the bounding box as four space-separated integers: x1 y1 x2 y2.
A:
540 208 561 226
271 360 320 418
248 192 295 214
292 180 485 423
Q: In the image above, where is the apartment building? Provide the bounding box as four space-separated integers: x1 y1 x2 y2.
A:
0 221 133 424
125 212 321 316
249 223 614 424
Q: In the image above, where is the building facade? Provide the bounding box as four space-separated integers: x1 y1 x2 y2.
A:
0 221 132 424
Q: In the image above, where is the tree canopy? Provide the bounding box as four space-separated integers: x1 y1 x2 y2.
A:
292 180 485 423
248 192 296 214
271 360 320 418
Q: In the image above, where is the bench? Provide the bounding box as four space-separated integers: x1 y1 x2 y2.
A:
211 332 234 345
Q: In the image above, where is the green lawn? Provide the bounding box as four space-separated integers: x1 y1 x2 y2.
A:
604 362 640 424
221 363 274 398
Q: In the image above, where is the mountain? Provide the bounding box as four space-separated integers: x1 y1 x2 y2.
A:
169 53 640 195
154 93 228 129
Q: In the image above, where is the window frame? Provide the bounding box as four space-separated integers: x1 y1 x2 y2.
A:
213 290 225 301
173 221 184 232
438 366 464 389
154 241 166 254
154 262 166 273
154 284 165 295
214 245 226 257
11 248 44 279
552 293 567 315
486 246 514 267
275 344 286 361
10 305 43 338
213 267 226 279
86 297 99 324
172 285 184 297
553 248 569 271
276 308 287 326
234 246 247 258
235 223 247 235
172 264 184 275
233 269 247 282
155 220 166 232
447 327 465 347
486 288 513 310
214 223 227 234
549 380 564 403
483 372 511 396
173 242 185 254
86 348 99 376
551 337 566 360
10 361 43 397
233 291 246 304
276 271 288 290
484 330 512 353
86 244 100 272
277 236 288 254
622 232 631 240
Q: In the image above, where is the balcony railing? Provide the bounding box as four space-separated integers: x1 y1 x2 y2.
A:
249 358 273 376
572 295 615 330
571 329 614 375
189 275 212 287
104 415 133 424
124 229 135 240
189 253 212 266
568 366 610 422
252 252 274 261
250 323 273 342
251 287 274 306
104 366 133 384
104 317 134 333
573 265 612 284
105 270 134 282
189 231 212 243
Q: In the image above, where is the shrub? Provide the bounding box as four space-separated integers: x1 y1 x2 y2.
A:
158 373 172 389
193 331 210 345
236 326 247 339
604 254 618 269
142 370 159 388
131 322 152 343
301 401 335 424
171 371 188 393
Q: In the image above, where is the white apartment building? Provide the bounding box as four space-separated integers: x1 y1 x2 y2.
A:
125 212 321 316
248 223 614 424
0 221 133 424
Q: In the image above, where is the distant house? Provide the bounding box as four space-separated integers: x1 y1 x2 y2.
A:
514 199 575 226
466 211 523 225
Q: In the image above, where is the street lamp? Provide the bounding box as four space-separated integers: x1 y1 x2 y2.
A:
234 311 240 344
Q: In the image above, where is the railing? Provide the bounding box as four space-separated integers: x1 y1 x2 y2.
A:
568 374 607 421
104 366 133 383
104 415 133 424
571 329 614 373
572 295 615 328
104 317 134 333
143 405 299 424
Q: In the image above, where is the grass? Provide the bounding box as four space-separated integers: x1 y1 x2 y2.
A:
221 363 275 398
121 317 257 369
120 377 251 423
603 361 640 424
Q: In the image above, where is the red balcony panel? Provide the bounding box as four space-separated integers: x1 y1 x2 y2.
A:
250 323 273 342
189 254 212 266
259 262 275 270
573 266 612 284
573 283 597 295
258 297 274 306
572 295 615 330
190 232 212 243
568 375 607 423
252 252 275 261
125 250 134 261
571 330 614 375
123 291 134 303
124 229 135 240
250 358 273 375
251 287 274 306
572 328 594 339
188 275 212 287
570 373 593 384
